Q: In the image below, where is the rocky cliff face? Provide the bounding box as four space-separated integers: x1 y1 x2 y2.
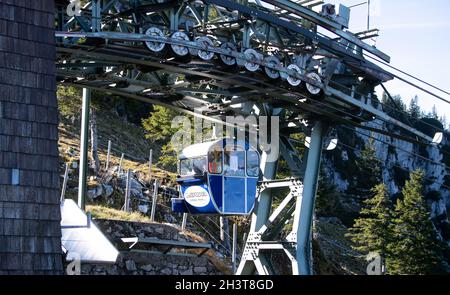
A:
321 118 450 244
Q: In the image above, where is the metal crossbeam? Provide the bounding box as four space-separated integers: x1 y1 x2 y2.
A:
121 237 212 257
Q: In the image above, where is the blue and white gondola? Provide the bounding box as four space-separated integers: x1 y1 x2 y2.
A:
171 139 260 215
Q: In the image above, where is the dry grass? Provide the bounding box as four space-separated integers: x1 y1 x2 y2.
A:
87 205 152 223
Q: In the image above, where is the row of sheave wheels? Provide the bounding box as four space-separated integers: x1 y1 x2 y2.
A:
143 27 323 97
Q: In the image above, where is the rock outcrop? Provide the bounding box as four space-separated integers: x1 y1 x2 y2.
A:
322 120 450 245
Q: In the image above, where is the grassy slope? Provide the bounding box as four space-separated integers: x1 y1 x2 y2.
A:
58 112 176 180
57 102 178 208
87 205 152 223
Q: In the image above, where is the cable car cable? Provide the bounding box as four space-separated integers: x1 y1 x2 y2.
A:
190 216 234 256
291 92 434 147
340 125 450 171
363 53 450 97
281 91 450 162
159 202 237 255
380 83 417 128
309 29 450 106
312 28 450 100
298 95 450 159
316 233 365 258
359 56 450 105
305 92 450 158
327 79 448 135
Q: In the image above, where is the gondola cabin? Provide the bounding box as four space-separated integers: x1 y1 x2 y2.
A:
171 139 260 215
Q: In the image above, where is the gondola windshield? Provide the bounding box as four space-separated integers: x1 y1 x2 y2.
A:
180 157 207 176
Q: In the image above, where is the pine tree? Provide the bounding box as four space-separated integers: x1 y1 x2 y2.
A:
439 115 447 130
408 96 422 119
429 105 439 120
142 105 180 143
57 85 82 118
142 106 184 172
387 170 446 274
346 184 394 263
381 93 412 125
158 142 178 172
354 138 382 199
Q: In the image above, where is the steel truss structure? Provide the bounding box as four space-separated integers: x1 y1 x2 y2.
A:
239 178 306 275
54 0 439 274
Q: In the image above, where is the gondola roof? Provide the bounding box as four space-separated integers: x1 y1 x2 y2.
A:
179 138 257 160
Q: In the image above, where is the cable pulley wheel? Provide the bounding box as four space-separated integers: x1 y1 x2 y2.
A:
196 36 215 61
244 48 262 72
306 72 322 96
219 42 237 66
144 27 166 53
170 31 190 57
264 56 281 79
287 64 303 87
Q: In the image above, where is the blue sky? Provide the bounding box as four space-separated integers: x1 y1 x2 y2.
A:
330 0 450 122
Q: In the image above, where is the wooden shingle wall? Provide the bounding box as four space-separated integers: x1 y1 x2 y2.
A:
0 0 63 274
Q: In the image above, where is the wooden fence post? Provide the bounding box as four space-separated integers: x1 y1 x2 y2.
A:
118 153 124 175
124 169 131 212
150 179 159 221
181 213 188 231
60 163 70 203
105 140 112 171
148 149 153 182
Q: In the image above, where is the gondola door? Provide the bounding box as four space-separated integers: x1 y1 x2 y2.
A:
223 146 246 214
245 149 260 213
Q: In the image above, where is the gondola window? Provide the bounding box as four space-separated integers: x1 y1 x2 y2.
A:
247 150 260 177
180 157 207 176
224 147 245 177
208 148 223 174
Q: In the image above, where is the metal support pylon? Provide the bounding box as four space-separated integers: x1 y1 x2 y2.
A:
236 121 326 275
77 88 91 211
291 121 326 274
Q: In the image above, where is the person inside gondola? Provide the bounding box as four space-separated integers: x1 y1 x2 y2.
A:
208 149 222 174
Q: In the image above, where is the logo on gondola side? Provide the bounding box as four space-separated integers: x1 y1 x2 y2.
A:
183 186 210 207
